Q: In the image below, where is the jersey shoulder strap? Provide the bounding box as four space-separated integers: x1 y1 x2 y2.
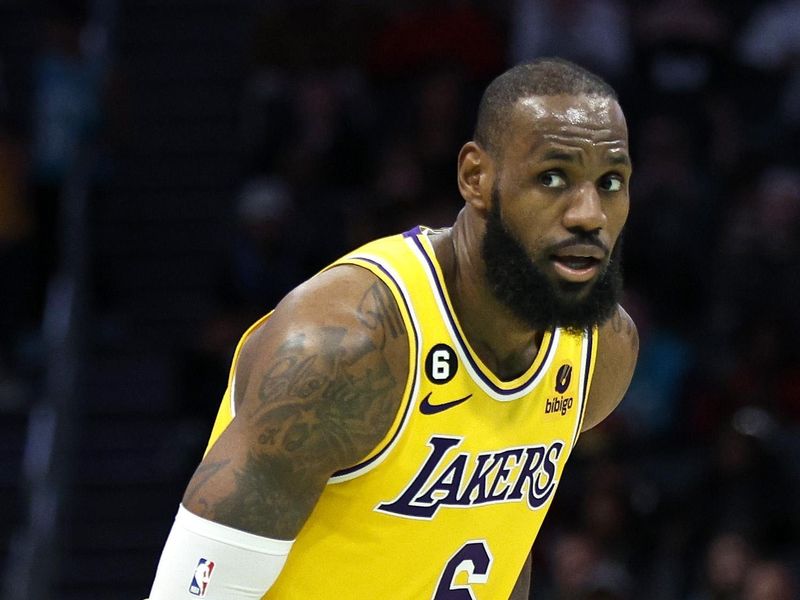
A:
322 230 424 479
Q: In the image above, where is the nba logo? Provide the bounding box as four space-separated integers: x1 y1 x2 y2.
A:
188 557 215 597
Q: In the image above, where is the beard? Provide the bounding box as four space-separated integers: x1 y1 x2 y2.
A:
481 187 623 334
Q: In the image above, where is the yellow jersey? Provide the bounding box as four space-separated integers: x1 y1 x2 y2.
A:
205 226 598 599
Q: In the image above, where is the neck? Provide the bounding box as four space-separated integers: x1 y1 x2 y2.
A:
430 210 544 381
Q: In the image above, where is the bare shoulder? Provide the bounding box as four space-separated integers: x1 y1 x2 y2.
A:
581 304 639 432
182 264 410 539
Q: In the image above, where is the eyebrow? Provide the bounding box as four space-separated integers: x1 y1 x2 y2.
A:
538 149 632 169
607 153 632 168
540 149 583 164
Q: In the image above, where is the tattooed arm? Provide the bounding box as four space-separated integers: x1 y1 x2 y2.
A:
581 304 638 432
182 264 410 539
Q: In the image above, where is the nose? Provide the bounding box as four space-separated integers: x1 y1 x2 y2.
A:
562 183 606 233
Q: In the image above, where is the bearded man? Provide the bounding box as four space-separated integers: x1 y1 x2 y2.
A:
148 57 638 600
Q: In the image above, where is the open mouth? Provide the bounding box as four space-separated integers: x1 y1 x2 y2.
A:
554 256 599 270
549 242 607 282
551 255 602 282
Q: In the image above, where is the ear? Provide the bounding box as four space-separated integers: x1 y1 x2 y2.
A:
457 141 494 214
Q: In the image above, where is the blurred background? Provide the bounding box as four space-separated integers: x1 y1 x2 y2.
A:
0 0 799 598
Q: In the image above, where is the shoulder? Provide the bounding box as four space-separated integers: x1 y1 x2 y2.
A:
232 263 411 469
581 304 639 432
183 266 409 539
181 264 412 539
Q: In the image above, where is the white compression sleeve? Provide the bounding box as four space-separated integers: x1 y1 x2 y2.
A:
148 504 293 599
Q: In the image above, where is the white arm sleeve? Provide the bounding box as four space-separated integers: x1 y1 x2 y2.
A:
148 504 293 599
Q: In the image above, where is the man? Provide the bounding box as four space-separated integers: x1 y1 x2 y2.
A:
148 57 638 599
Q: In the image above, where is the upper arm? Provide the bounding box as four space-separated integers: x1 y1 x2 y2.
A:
581 304 638 432
181 265 410 539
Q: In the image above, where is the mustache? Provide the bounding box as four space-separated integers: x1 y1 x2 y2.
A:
547 233 610 257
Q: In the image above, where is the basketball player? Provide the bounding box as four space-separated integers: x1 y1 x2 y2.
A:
147 58 638 599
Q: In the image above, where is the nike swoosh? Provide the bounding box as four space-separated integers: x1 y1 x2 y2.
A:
419 392 473 415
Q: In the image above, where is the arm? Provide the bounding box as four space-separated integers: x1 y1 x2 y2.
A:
149 265 409 596
581 304 639 432
184 264 409 537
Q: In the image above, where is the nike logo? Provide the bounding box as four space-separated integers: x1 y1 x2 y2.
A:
419 392 473 415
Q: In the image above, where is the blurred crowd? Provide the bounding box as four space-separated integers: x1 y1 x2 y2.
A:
2 1 799 599
0 0 110 403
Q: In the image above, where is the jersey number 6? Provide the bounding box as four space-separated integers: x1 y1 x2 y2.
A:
432 540 493 600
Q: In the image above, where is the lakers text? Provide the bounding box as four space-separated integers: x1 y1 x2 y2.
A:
376 435 565 519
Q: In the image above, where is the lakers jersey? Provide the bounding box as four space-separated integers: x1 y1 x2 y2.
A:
205 226 598 599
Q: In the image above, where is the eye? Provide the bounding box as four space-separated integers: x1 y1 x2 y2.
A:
539 171 567 189
599 174 624 192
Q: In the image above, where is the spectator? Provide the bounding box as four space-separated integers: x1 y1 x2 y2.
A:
0 120 32 409
742 560 798 600
738 1 800 136
688 530 754 600
508 0 632 82
28 0 107 318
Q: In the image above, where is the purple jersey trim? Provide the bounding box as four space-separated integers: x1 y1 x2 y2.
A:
410 232 557 396
331 255 419 479
572 331 594 449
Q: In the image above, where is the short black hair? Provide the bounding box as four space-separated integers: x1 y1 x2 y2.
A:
474 58 618 157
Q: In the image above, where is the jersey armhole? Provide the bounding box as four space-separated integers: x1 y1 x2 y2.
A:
326 255 421 483
202 311 275 458
571 326 599 450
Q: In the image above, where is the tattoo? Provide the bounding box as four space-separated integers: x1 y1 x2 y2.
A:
250 327 397 462
611 308 633 337
630 321 640 355
211 451 317 537
199 286 407 538
257 331 344 403
357 282 404 348
184 459 230 505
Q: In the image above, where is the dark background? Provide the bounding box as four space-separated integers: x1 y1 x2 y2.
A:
0 0 798 598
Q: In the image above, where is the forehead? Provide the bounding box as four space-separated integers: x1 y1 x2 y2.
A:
505 94 629 156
